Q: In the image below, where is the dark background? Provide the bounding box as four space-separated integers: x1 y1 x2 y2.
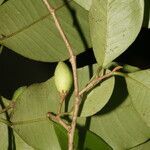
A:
0 28 149 99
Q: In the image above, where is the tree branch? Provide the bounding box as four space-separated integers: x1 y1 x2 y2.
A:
79 66 123 96
42 1 80 149
42 1 123 149
47 112 70 131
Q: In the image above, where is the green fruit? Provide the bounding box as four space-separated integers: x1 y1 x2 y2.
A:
54 62 73 94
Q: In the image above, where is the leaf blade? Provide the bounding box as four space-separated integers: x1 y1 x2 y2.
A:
126 69 150 127
0 97 9 150
0 0 91 62
73 0 92 10
89 76 150 149
9 64 115 149
89 0 144 66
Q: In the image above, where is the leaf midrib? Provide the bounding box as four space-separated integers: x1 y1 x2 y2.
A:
11 117 48 126
127 71 150 90
103 0 109 65
0 0 73 42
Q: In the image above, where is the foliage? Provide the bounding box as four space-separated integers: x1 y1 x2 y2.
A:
0 0 149 150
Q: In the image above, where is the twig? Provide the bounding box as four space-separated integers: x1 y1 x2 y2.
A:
47 112 70 131
113 71 127 77
79 66 123 96
85 66 103 86
57 92 67 114
0 102 15 114
42 1 80 149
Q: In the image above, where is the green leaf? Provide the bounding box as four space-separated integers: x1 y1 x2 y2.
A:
81 130 112 150
89 76 150 150
0 120 8 150
14 132 34 150
89 0 144 67
10 64 114 119
12 120 63 150
1 96 15 116
53 123 68 150
12 86 27 101
12 118 111 150
0 98 9 150
0 97 24 149
9 64 114 149
105 62 140 73
10 79 62 149
68 67 115 117
67 65 115 117
0 116 34 150
1 96 10 107
0 0 5 5
122 64 140 73
80 76 114 117
73 0 92 10
126 70 150 127
130 141 150 150
0 0 91 62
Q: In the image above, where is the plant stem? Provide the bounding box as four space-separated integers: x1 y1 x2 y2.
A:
79 66 123 96
42 2 123 149
42 1 80 149
47 112 70 131
57 92 67 115
113 71 127 77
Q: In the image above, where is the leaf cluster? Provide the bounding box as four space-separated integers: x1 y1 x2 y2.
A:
0 0 150 149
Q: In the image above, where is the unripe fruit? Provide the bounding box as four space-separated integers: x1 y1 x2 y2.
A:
54 62 73 94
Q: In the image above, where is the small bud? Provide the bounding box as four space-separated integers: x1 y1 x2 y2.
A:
54 62 73 94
